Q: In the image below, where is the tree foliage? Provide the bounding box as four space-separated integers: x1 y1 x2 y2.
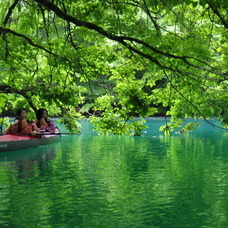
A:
0 0 227 134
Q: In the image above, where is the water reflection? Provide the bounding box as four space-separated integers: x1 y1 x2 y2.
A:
0 133 228 227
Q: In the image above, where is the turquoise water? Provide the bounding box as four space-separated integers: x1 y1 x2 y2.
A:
0 118 228 227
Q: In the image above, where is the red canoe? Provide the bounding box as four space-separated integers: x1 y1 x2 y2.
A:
0 134 60 152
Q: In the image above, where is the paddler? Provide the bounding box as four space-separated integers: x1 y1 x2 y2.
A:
35 108 56 133
3 108 39 136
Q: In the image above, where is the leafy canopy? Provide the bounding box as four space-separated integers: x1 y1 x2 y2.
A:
0 0 227 134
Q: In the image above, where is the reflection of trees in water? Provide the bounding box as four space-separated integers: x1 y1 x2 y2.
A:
0 147 57 181
0 147 58 227
15 149 56 180
0 134 228 227
68 135 228 227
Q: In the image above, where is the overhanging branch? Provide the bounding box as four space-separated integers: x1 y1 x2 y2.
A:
34 0 225 78
0 84 37 111
0 26 71 63
3 0 19 26
206 1 228 29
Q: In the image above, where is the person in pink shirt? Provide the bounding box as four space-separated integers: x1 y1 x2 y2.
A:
35 108 56 133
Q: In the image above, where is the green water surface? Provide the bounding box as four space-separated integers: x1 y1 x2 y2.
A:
0 118 228 227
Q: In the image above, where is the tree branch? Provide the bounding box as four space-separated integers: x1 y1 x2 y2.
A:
0 84 37 111
34 0 225 78
0 26 72 63
3 0 19 26
1 0 19 60
206 1 228 29
163 70 228 131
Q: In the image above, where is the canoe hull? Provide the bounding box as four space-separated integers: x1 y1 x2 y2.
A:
0 134 60 152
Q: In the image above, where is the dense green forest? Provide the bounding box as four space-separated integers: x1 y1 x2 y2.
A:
0 0 227 134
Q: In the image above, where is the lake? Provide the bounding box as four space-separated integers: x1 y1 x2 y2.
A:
0 118 228 227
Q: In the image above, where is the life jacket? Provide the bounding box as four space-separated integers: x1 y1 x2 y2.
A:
6 119 39 135
35 118 55 132
35 118 48 128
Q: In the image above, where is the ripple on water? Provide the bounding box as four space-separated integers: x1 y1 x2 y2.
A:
0 128 228 227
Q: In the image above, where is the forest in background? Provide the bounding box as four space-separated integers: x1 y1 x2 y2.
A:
0 0 227 134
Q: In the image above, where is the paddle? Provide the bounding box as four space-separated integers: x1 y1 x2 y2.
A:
0 132 81 136
35 128 81 136
36 132 81 136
